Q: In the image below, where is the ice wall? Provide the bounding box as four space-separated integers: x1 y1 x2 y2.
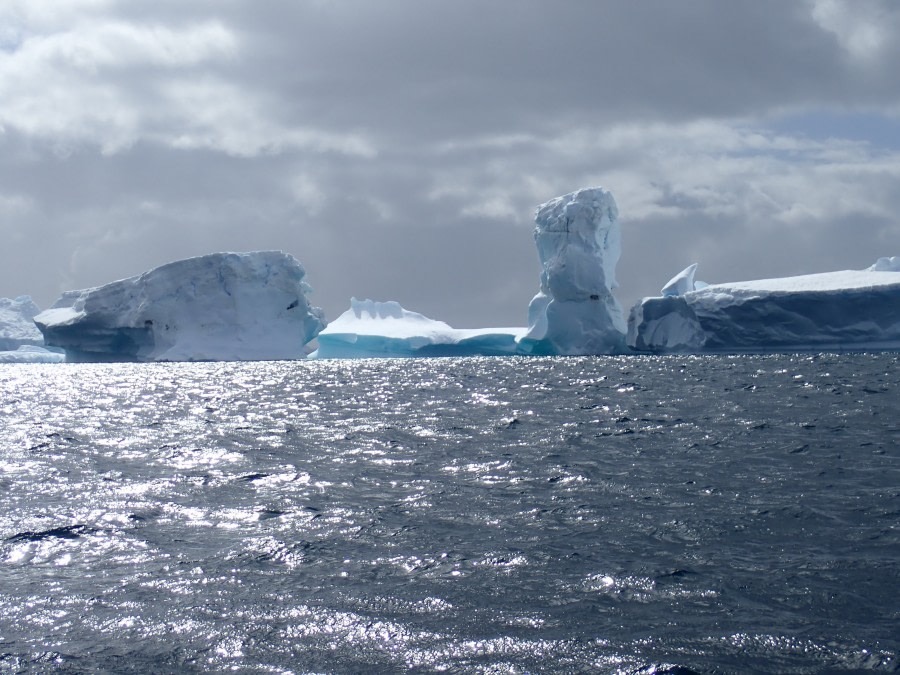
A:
518 187 626 355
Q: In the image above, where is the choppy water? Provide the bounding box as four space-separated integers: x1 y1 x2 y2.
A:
0 355 898 674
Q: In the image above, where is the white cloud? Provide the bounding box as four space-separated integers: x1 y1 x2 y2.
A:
809 0 896 62
0 19 236 152
289 174 327 216
12 20 236 71
157 77 377 158
424 118 900 231
0 192 33 216
0 12 374 157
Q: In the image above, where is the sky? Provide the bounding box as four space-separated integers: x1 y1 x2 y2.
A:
1 0 899 328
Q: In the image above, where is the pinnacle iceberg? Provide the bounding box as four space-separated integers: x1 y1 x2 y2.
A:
518 187 626 355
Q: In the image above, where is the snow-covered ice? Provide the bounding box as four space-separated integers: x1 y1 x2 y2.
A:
628 262 900 353
310 298 525 359
518 187 627 355
0 346 66 364
35 251 325 362
661 263 701 297
0 296 65 362
0 296 45 352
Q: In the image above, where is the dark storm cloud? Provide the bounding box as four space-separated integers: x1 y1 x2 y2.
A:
189 1 899 131
1 0 899 327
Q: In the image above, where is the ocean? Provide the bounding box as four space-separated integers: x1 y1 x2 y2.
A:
0 354 897 673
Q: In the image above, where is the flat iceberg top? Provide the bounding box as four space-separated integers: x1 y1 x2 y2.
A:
702 269 900 294
31 307 85 327
453 326 529 340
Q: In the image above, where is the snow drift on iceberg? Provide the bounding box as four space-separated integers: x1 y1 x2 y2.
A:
628 262 900 353
35 251 325 362
518 187 626 355
311 298 525 359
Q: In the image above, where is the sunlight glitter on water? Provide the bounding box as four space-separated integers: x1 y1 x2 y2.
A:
0 356 898 672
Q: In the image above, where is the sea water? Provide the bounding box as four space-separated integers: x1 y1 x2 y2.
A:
0 355 897 673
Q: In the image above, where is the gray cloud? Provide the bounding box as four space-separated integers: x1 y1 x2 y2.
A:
1 0 899 328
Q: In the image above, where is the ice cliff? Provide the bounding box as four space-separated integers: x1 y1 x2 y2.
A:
628 262 900 353
311 298 524 359
35 251 325 362
518 187 626 355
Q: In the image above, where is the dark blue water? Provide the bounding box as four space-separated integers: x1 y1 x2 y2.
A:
1 355 897 673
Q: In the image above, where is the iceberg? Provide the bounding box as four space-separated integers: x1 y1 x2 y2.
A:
0 296 65 363
35 251 325 362
0 296 45 351
661 263 702 297
311 187 629 359
311 298 525 359
628 262 900 353
518 187 627 355
0 346 66 364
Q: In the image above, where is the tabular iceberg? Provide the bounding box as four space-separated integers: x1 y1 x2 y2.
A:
518 187 627 355
35 251 325 362
311 298 525 359
628 262 900 353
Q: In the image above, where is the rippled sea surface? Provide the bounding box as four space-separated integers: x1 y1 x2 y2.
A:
1 355 898 674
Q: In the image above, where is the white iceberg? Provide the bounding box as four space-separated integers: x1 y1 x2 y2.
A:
0 345 66 364
628 261 900 353
311 298 525 359
35 251 325 362
0 296 45 351
661 263 702 297
518 187 627 355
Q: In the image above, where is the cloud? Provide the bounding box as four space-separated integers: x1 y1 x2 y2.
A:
0 1 898 328
809 0 900 62
0 10 374 157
